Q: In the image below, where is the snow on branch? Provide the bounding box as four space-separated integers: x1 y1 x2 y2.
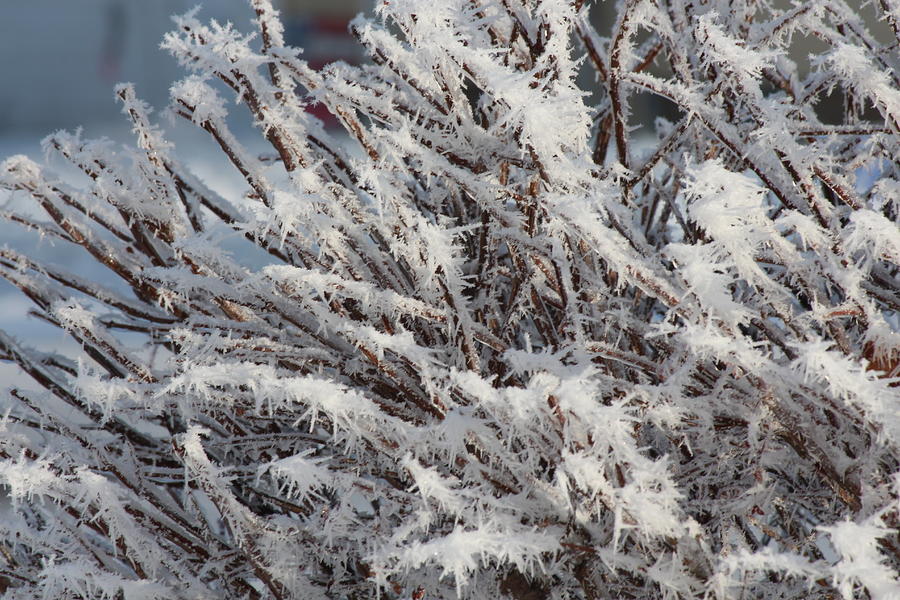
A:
0 0 898 598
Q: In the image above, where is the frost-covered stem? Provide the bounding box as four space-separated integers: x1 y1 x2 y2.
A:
880 0 900 46
608 0 640 169
251 0 288 94
576 14 608 83
623 72 813 221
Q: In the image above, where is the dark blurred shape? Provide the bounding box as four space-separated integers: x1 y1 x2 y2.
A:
278 0 364 126
99 1 127 82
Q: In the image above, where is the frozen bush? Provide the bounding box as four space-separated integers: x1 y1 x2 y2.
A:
1 0 899 598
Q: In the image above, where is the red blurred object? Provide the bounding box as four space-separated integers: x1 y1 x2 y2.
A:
279 0 363 127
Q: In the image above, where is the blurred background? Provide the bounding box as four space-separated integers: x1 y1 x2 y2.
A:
0 0 366 133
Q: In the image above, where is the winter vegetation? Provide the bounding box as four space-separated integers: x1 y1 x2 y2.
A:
1 0 899 598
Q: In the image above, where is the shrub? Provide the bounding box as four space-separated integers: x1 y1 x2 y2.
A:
1 0 899 598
